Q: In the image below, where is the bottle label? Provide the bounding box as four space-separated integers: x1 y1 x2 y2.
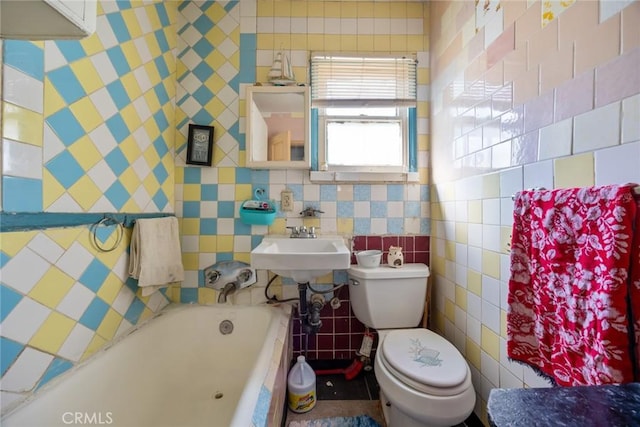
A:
288 390 316 413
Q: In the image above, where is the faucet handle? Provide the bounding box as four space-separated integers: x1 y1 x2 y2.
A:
286 226 299 236
309 226 320 236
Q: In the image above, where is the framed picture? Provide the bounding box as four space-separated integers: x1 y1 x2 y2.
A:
186 124 214 166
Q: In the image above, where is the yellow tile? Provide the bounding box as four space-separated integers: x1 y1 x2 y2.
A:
306 1 324 17
198 236 215 252
337 218 354 235
143 117 161 141
357 2 375 17
234 253 250 265
144 34 161 62
70 58 104 95
290 0 307 17
144 3 161 28
218 167 236 184
341 2 357 18
407 2 425 18
444 299 455 321
417 68 430 85
44 227 83 250
142 175 160 200
81 333 106 361
165 285 181 303
96 308 123 341
121 9 143 39
182 252 199 270
29 312 75 353
96 273 124 305
482 250 501 279
432 255 445 276
455 285 467 310
481 325 500 360
268 218 287 234
43 78 67 116
68 135 102 170
468 270 482 295
465 338 481 369
273 34 292 50
119 135 142 164
257 33 275 50
138 307 154 322
307 34 325 51
143 91 161 114
2 103 43 146
257 0 273 16
183 184 201 201
433 310 445 332
182 218 200 236
430 203 442 220
445 240 456 261
373 1 390 17
483 173 500 198
0 231 37 256
554 153 595 188
42 170 67 211
357 35 374 51
217 235 234 252
235 184 252 201
468 200 482 223
340 35 358 51
28 266 74 308
199 288 217 305
456 222 468 244
406 35 425 52
68 176 102 211
174 167 184 185
120 73 143 103
79 33 105 56
324 34 341 49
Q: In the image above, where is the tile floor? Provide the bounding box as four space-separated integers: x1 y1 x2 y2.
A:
283 360 483 427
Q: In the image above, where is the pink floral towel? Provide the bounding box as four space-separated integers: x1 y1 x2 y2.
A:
507 184 639 386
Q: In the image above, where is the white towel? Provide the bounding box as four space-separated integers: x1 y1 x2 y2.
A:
128 217 184 297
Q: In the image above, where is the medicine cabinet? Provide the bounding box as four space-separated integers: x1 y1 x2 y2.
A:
245 86 310 169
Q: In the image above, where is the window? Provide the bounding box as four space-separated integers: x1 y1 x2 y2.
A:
310 53 418 181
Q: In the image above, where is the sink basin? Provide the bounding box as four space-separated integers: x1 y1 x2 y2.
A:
251 235 351 282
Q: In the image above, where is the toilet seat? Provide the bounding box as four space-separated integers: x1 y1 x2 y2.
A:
379 328 470 397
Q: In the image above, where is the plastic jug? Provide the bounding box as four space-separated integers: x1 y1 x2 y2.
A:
287 355 316 413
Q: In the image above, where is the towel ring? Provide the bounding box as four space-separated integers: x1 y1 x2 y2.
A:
91 216 124 253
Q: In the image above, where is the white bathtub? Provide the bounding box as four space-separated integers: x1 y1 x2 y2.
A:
2 304 292 427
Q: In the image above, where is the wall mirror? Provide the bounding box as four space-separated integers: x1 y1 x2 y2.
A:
245 86 310 169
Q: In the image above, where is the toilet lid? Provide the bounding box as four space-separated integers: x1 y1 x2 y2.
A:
381 329 468 390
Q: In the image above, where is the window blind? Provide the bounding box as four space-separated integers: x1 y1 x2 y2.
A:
310 53 417 108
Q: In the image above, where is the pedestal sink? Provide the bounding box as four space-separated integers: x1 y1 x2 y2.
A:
250 235 351 283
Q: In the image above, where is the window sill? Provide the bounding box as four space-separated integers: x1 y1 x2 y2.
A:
309 171 419 183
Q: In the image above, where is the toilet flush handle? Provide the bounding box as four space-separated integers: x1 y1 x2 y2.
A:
349 278 360 286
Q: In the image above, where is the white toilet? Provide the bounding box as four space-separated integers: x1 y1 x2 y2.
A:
348 263 475 427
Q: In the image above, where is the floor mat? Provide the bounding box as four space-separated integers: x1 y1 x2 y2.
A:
288 414 381 427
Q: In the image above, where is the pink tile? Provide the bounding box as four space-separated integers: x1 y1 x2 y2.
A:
575 14 621 75
555 69 594 122
466 52 489 86
487 24 515 68
528 20 559 73
558 0 598 49
504 42 528 83
595 48 640 108
503 0 527 28
622 1 640 53
317 334 334 349
468 27 486 63
515 1 542 45
485 62 505 96
524 90 554 133
401 236 415 253
511 130 539 165
500 104 525 141
456 1 475 31
540 43 574 94
513 66 539 105
483 118 502 148
350 317 366 333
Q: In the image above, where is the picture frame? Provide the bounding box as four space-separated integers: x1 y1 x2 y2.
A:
186 124 214 166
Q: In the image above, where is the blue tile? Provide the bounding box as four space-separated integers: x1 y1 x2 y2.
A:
200 218 217 235
154 110 169 131
216 253 233 262
387 218 403 234
251 170 269 185
124 298 145 324
79 297 110 330
105 147 128 176
0 337 23 375
154 83 169 105
106 113 130 143
370 201 388 218
155 29 169 52
37 358 72 389
46 151 84 189
184 168 201 184
218 201 235 218
354 218 371 235
48 66 86 105
0 252 9 268
234 219 251 235
320 185 338 201
192 108 213 126
251 385 271 427
192 61 213 82
4 40 44 81
2 177 42 212
251 235 264 249
153 136 169 158
114 0 131 10
153 163 168 184
154 56 170 80
183 201 200 218
124 277 139 293
289 184 303 202
106 13 132 43
405 201 420 217
201 184 218 201
387 184 404 201
420 219 431 235
192 38 214 59
420 185 430 201
353 185 371 201
240 34 256 52
105 181 130 210
106 46 131 76
337 201 354 217
193 14 214 35
236 168 252 184
152 189 168 210
180 288 198 303
55 41 87 63
1 285 23 322
106 80 131 110
223 2 238 13
95 225 119 244
192 85 213 106
155 3 171 26
79 259 111 293
46 108 85 146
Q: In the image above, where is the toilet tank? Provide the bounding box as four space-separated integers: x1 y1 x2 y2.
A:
347 263 430 329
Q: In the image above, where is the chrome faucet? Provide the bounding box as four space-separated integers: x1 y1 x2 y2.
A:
217 281 238 303
286 225 319 238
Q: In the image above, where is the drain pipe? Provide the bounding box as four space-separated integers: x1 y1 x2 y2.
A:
298 283 311 335
308 294 324 331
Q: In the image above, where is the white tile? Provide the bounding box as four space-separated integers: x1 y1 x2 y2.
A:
0 298 51 345
111 286 136 316
468 246 482 272
2 248 50 294
307 17 324 34
373 18 390 34
87 160 117 192
134 7 152 34
114 319 134 339
3 66 43 113
455 243 468 266
500 198 515 226
481 350 500 386
538 118 572 160
453 327 467 354
500 365 523 389
291 17 307 34
387 201 404 217
523 159 554 190
147 292 169 313
112 252 129 283
55 242 93 280
0 347 53 392
467 291 482 321
44 41 67 72
455 200 468 222
482 299 501 333
500 279 509 310
407 18 423 35
46 193 82 212
482 198 501 225
622 94 640 143
357 18 374 35
233 235 252 252
594 141 640 185
57 323 95 362
43 123 65 163
454 306 467 332
354 201 370 217
273 17 290 33
600 0 635 23
2 140 42 180
574 102 621 153
181 235 199 253
468 223 483 247
340 18 357 35
499 167 523 198
89 87 118 121
90 51 118 85
324 18 341 34
467 315 481 344
482 275 501 306
456 264 468 288
56 282 95 321
370 185 387 201
1 391 24 413
89 123 118 157
26 233 64 265
500 254 511 282
500 337 524 380
389 18 407 35
482 225 501 251
523 365 554 388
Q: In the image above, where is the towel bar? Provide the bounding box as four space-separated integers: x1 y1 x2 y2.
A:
511 186 640 201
